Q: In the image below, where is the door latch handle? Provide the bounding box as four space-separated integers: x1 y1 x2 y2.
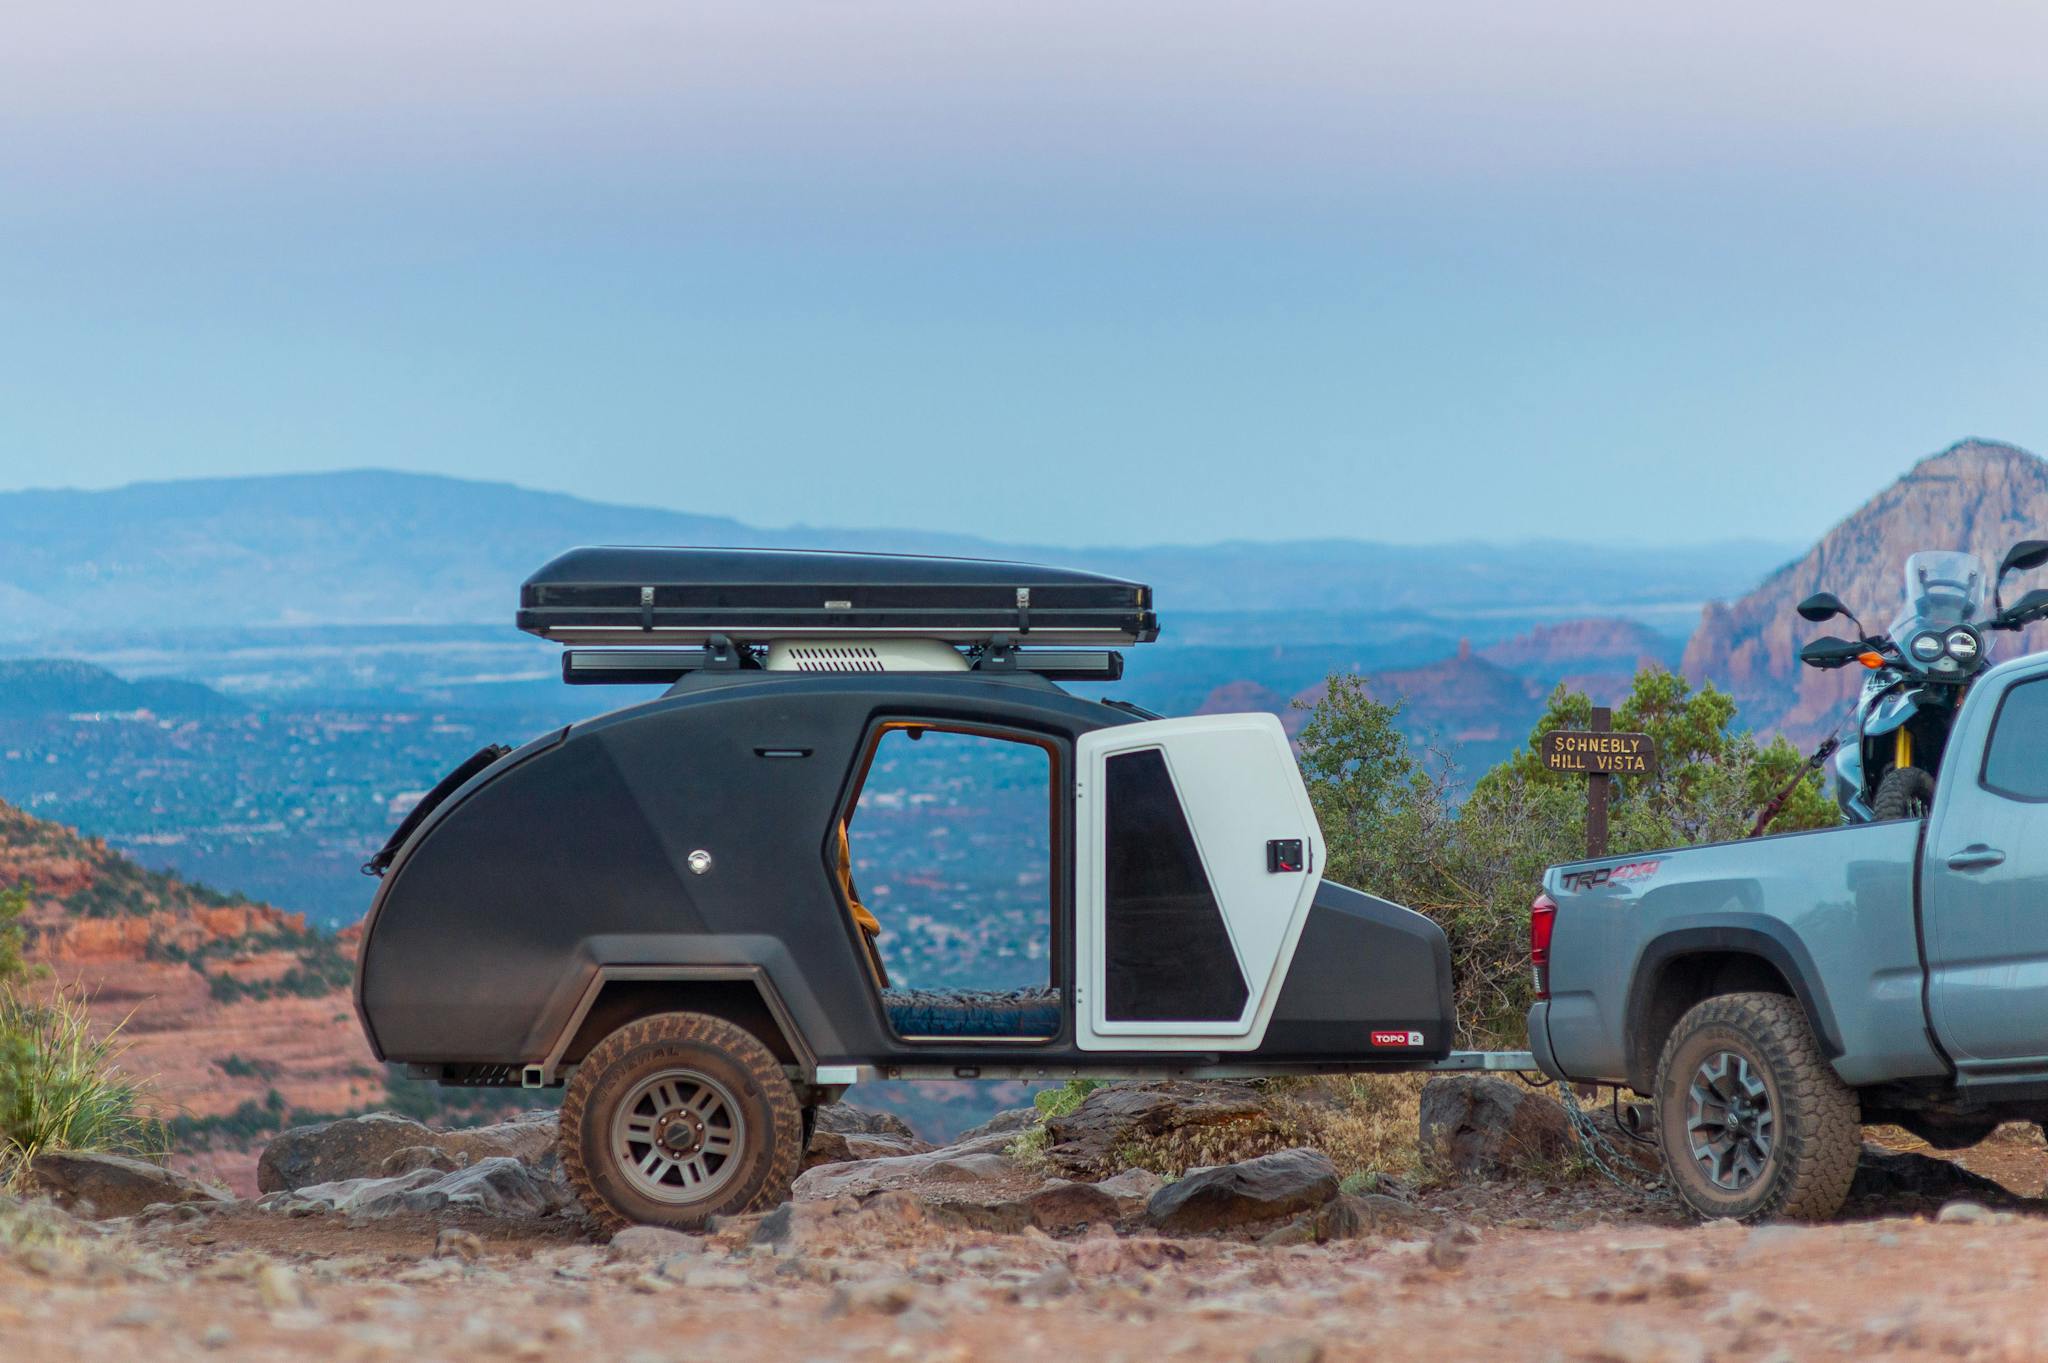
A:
1946 845 2006 872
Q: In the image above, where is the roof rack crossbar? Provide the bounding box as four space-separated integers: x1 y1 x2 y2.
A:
561 645 1123 686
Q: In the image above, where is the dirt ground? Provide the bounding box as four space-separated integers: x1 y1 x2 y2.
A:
8 1128 2048 1363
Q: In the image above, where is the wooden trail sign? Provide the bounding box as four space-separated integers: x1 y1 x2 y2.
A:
1541 728 1657 776
1541 708 1657 857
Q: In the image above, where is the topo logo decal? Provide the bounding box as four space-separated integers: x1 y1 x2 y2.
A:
1370 1030 1425 1048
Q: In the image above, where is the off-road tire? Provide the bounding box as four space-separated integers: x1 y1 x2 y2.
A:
1654 992 1860 1222
1872 766 1937 822
559 1011 803 1232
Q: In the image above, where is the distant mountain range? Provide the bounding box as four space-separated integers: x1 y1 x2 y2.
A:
1197 617 1680 778
0 469 1794 641
1683 439 2048 744
0 659 240 716
1174 438 2048 760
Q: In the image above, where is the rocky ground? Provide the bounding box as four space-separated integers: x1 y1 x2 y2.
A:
7 1078 2048 1363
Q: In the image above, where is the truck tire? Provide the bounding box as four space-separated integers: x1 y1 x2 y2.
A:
1872 766 1937 821
559 1011 803 1232
1653 992 1860 1222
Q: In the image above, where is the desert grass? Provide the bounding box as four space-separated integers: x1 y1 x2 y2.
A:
0 987 165 1190
1098 1074 1440 1183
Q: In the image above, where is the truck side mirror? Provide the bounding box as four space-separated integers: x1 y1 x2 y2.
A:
1797 592 1848 623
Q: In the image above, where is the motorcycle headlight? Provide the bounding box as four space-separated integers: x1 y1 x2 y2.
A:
1911 633 1945 662
1947 629 1981 663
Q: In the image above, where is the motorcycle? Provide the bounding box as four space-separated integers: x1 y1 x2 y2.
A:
1795 540 2048 822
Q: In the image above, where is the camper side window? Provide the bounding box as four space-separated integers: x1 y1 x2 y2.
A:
1101 748 1249 1022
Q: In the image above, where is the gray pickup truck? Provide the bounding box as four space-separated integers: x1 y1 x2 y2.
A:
1529 649 2048 1221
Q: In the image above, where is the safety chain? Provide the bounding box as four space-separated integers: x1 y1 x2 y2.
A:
1556 1082 1671 1200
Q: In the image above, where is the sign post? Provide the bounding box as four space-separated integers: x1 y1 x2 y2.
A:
1541 707 1657 858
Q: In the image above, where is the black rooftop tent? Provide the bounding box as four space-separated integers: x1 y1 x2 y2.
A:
517 546 1160 648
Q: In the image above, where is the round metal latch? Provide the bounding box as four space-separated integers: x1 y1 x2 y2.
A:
686 849 713 875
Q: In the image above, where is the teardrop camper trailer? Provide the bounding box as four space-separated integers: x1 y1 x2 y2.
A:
354 547 1463 1230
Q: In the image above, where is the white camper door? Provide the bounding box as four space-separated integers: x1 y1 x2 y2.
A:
1074 713 1325 1051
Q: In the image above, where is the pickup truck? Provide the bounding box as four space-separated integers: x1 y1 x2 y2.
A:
1528 647 2048 1222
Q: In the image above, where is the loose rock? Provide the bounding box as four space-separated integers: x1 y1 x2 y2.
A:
954 1106 1041 1141
1145 1149 1340 1234
1042 1082 1280 1179
21 1151 230 1220
256 1263 308 1312
790 1132 1019 1201
258 1110 560 1193
825 1276 925 1317
1249 1341 1324 1363
609 1225 698 1259
1416 1076 1572 1178
813 1103 920 1142
1019 1179 1121 1231
265 1156 569 1221
435 1228 485 1262
802 1130 929 1170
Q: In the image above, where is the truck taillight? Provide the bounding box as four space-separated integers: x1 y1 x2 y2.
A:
1530 892 1557 1001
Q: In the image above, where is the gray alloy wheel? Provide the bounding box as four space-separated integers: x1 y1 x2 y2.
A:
1684 1050 1775 1191
608 1067 748 1204
1653 992 1860 1221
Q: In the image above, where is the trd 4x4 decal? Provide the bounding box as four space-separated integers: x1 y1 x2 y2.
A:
1559 859 1661 893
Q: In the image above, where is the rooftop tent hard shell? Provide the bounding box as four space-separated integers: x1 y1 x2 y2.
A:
516 546 1161 647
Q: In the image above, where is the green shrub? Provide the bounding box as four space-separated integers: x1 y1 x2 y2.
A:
0 990 164 1186
1007 1078 1101 1164
1298 665 1834 1046
198 932 355 1004
0 882 26 986
214 1053 277 1080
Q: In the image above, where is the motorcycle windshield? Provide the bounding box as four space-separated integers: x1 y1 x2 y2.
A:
1889 550 1987 640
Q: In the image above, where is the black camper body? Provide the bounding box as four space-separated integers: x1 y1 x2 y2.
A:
354 547 1464 1231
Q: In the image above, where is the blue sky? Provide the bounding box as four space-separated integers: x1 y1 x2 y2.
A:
1 2 2045 546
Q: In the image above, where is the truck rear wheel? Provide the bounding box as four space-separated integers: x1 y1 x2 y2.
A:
1653 992 1860 1222
559 1011 803 1232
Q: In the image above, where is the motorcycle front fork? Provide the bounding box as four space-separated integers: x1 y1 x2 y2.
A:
1896 726 1914 773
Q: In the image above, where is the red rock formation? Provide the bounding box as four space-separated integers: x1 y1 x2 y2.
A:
1682 440 2048 745
1194 680 1290 716
1288 650 1543 740
1480 618 1669 670
1 799 381 1195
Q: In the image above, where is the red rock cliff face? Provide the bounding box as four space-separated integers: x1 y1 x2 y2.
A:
1682 440 2048 746
1478 618 1667 671
0 800 382 1195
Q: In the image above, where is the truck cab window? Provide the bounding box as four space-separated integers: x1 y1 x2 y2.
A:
1983 677 2048 800
844 727 1055 994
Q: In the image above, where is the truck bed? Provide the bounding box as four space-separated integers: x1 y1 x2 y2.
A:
1535 819 1948 1090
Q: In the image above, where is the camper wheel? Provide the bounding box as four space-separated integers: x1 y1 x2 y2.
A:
559 1011 803 1231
